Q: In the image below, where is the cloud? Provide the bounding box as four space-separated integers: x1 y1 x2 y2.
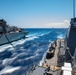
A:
44 20 70 28
11 19 70 28
25 19 70 28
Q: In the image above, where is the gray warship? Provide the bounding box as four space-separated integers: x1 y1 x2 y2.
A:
0 19 28 46
27 0 76 75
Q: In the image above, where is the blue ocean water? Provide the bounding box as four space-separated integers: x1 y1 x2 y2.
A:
0 28 67 75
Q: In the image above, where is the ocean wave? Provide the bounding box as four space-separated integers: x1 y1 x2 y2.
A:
12 39 26 46
34 49 40 54
0 39 26 53
1 52 36 66
0 66 20 74
0 45 12 53
27 30 51 39
34 48 44 54
39 31 51 37
26 33 37 37
25 53 39 60
2 58 11 65
25 36 38 41
57 34 64 39
39 52 46 66
2 56 17 66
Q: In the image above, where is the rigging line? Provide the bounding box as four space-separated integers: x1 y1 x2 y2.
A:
4 34 15 48
67 48 73 59
0 34 3 38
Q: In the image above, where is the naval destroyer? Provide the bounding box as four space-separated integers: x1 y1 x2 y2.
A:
27 0 76 75
0 19 28 46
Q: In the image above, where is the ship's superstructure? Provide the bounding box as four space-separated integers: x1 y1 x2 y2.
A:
0 19 28 45
0 19 7 33
65 18 76 61
0 19 24 33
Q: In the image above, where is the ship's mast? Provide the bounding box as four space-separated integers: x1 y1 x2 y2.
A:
73 0 75 18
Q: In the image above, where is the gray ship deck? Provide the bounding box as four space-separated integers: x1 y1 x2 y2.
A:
28 39 65 75
28 66 60 75
43 39 63 71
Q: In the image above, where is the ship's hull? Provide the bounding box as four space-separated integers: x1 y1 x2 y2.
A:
0 32 27 46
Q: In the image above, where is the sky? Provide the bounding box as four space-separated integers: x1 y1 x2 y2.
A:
0 0 75 28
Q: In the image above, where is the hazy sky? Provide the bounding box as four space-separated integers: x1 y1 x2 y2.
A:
0 0 75 28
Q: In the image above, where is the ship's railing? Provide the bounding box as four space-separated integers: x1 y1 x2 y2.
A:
60 46 76 75
57 39 66 67
71 47 76 75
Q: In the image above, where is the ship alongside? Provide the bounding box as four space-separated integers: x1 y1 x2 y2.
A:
0 19 28 45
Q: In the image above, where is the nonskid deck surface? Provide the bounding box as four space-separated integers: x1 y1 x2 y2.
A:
28 39 64 75
43 39 61 71
28 66 60 75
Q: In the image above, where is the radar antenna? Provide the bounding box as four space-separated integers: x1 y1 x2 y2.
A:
73 0 75 18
